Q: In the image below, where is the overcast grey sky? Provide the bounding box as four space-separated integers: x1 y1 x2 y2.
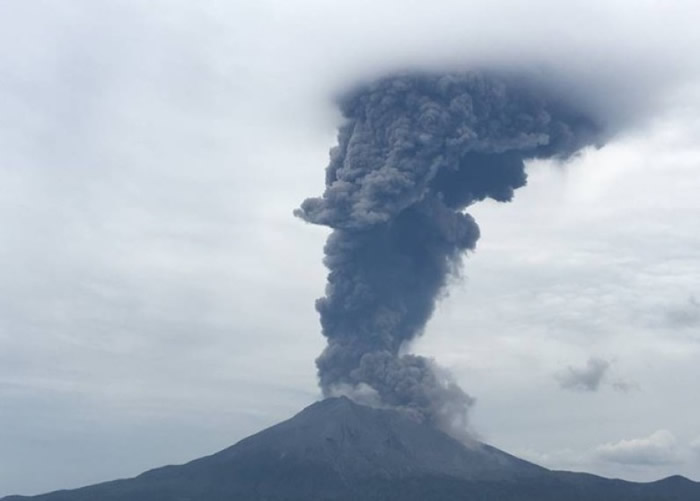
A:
1 0 699 496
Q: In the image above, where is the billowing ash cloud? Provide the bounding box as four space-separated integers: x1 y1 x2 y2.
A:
296 70 607 433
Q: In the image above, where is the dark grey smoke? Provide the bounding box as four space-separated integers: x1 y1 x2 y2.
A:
557 357 611 392
296 70 606 433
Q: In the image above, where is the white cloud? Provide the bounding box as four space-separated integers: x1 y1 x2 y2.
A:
665 296 700 329
690 437 700 455
595 430 681 466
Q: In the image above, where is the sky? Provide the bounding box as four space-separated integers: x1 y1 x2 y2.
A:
1 0 699 496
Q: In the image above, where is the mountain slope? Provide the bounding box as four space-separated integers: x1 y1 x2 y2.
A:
4 397 699 501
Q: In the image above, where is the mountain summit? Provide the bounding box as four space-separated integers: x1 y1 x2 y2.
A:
4 397 699 500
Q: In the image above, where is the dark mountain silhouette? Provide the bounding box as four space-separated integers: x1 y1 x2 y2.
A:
4 397 699 500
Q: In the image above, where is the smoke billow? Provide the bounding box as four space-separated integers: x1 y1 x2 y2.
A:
296 70 606 434
557 357 611 392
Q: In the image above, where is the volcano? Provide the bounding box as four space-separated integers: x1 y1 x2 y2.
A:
4 397 699 501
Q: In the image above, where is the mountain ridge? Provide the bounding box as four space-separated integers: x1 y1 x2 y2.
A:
4 397 699 501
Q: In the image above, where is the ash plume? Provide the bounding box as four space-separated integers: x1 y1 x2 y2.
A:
296 70 606 434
